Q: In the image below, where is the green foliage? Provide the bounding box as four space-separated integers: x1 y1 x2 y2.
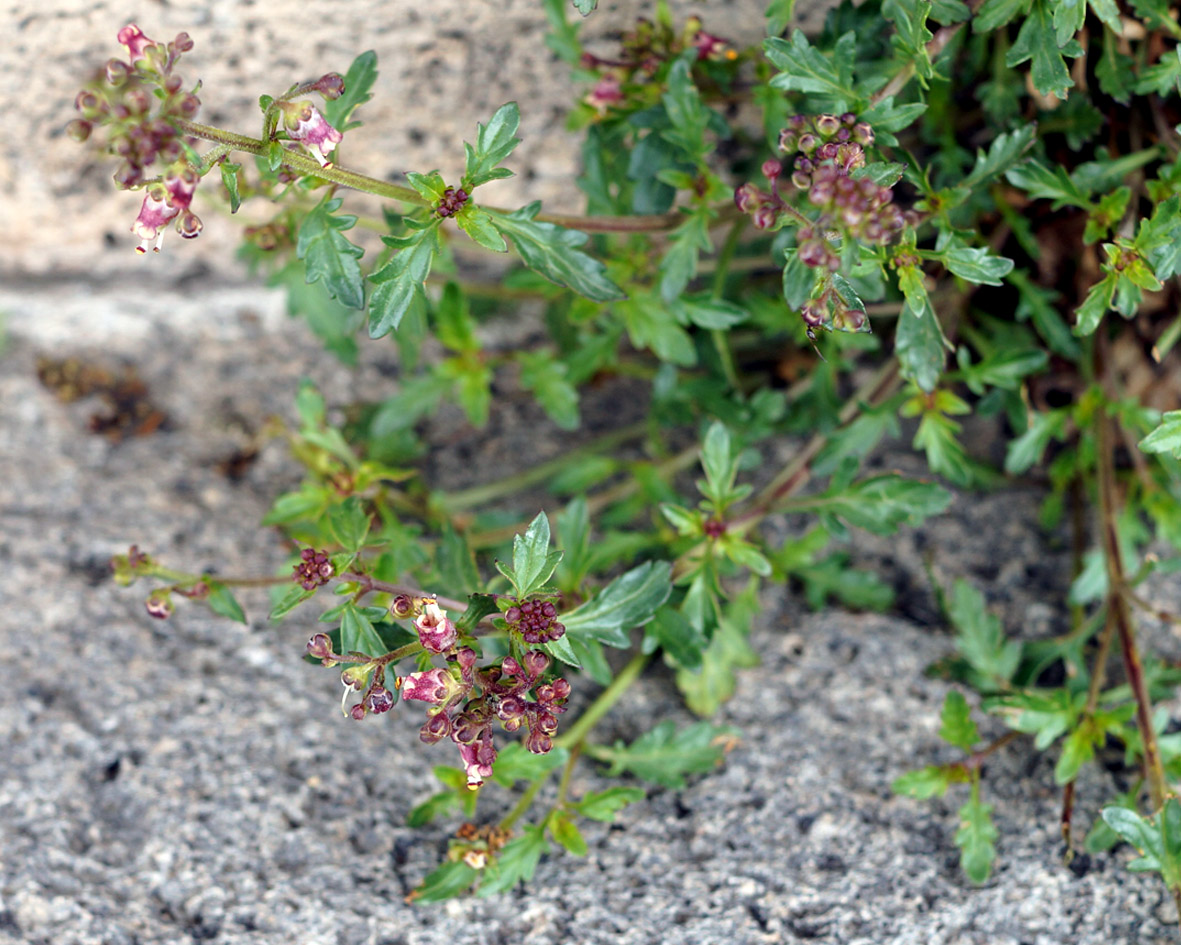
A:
297 197 365 309
595 720 736 788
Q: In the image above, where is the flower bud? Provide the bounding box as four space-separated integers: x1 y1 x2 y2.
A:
761 159 783 181
733 183 761 213
316 73 346 99
752 206 778 229
798 133 817 155
66 120 93 142
853 122 875 146
307 633 334 660
778 129 797 153
420 713 452 743
105 59 132 86
815 114 840 136
145 591 173 619
524 650 550 678
525 730 553 754
365 687 395 714
176 210 203 239
390 594 414 619
349 703 367 721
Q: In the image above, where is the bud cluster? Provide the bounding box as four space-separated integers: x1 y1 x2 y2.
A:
308 594 572 788
580 15 735 114
293 548 334 591
503 598 566 645
434 186 470 218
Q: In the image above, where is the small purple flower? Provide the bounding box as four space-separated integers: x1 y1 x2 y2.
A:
365 686 395 714
280 101 343 168
117 24 157 65
585 75 624 113
458 735 497 788
414 599 458 654
130 165 199 254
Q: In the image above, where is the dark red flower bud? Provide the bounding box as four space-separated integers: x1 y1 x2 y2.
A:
365 687 395 714
307 633 333 660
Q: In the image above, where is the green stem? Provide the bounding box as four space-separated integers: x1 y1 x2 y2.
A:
709 219 746 389
500 651 651 832
440 422 647 513
1097 413 1168 812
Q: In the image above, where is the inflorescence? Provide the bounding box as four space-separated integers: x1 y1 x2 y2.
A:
307 593 571 789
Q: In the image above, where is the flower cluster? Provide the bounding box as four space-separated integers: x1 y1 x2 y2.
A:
580 14 735 115
307 595 571 788
71 25 200 190
434 186 470 218
130 163 201 253
293 548 334 590
403 646 570 786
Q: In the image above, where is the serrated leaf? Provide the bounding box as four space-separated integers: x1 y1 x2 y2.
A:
575 786 647 821
662 54 709 157
940 690 980 750
1006 0 1077 100
340 604 386 656
455 205 508 252
269 584 313 620
956 791 998 883
455 594 500 634
660 210 713 302
561 560 673 648
549 813 588 856
463 102 521 190
573 0 597 14
476 826 548 897
205 581 247 624
1006 160 1091 209
1074 272 1117 336
491 744 569 786
297 197 365 309
1140 411 1181 458
519 351 580 430
679 296 749 329
896 266 947 392
323 51 378 132
765 32 853 101
942 245 1015 285
509 512 563 597
487 204 625 301
368 226 439 338
435 523 481 593
960 125 1038 189
804 472 952 535
892 765 958 798
411 861 479 903
329 497 371 552
1005 408 1067 473
643 604 707 669
600 720 735 788
949 580 1021 684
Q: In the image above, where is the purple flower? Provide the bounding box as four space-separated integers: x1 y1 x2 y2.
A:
401 667 457 705
414 599 458 654
280 101 343 168
130 165 199 254
458 734 497 788
585 75 624 113
117 24 156 65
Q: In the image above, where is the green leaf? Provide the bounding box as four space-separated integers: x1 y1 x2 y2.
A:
960 125 1038 189
574 786 647 821
679 296 749 330
412 861 480 902
941 245 1015 285
205 581 247 624
340 604 387 656
368 225 440 338
895 266 947 392
435 523 480 594
323 51 378 132
406 170 446 203
519 351 580 430
219 162 242 213
662 54 710 157
676 579 760 716
1010 270 1080 360
857 97 927 146
949 580 1022 684
660 210 713 302
477 826 549 897
296 197 365 309
892 765 958 799
957 347 1048 394
1006 0 1078 100
269 584 313 620
455 594 500 634
765 32 853 101
1005 409 1067 473
455 204 508 252
1006 160 1091 209
487 204 625 301
806 471 952 536
975 0 1030 30
491 743 569 786
329 497 371 552
561 561 673 648
701 421 736 502
268 258 361 363
463 102 521 190
1102 806 1164 863
1074 272 1117 336
506 511 563 597
407 790 459 827
1096 30 1134 103
599 720 735 788
1140 411 1181 458
767 0 795 33
643 604 707 669
940 690 980 751
956 790 998 883
621 296 697 366
573 0 598 13
549 813 588 856
912 411 975 487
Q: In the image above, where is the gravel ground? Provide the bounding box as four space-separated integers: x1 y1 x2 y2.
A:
2 279 1179 945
